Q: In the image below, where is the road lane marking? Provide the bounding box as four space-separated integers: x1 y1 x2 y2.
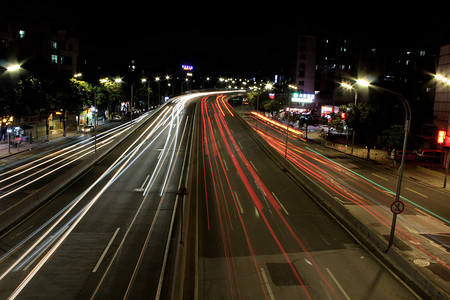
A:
250 160 258 172
371 173 388 181
405 187 429 198
237 141 244 150
92 228 120 273
134 175 150 192
271 192 289 215
260 267 275 300
348 163 359 169
222 158 229 172
234 191 244 214
326 267 351 300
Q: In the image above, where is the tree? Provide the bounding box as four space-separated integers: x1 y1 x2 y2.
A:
15 76 52 115
298 110 318 139
247 91 271 110
381 125 405 149
68 78 93 111
263 99 281 114
342 102 381 159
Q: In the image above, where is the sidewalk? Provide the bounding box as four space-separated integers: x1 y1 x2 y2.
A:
0 121 118 165
0 130 78 162
307 130 449 190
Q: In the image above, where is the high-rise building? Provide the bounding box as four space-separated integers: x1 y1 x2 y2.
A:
292 36 316 94
0 15 79 75
434 44 450 137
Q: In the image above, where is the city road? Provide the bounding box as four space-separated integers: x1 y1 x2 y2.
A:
178 94 420 299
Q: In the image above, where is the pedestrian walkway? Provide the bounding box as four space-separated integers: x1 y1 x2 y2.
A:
0 121 119 166
307 130 449 190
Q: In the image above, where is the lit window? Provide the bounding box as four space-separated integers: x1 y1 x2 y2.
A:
18 30 25 38
420 50 426 56
51 41 58 49
51 55 58 64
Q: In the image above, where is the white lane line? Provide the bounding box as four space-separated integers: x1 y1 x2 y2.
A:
348 163 359 169
271 192 289 215
234 191 244 214
260 267 275 300
326 267 351 300
405 187 429 198
134 175 150 192
238 141 244 150
250 160 258 172
223 158 229 172
92 228 120 273
371 173 388 181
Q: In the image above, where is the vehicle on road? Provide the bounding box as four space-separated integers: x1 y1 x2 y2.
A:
80 124 94 133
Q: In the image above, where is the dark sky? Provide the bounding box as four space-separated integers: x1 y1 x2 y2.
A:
6 2 450 78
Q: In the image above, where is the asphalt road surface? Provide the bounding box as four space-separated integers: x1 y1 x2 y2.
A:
0 95 196 299
0 92 428 299
181 95 420 299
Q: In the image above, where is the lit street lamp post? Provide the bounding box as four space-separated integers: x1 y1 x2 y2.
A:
342 79 411 252
366 84 411 252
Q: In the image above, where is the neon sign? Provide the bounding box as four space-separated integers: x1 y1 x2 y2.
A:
292 93 315 103
182 65 193 71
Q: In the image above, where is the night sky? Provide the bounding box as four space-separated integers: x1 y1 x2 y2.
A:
6 2 450 78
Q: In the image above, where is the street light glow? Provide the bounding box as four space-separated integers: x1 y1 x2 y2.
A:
356 79 370 87
6 64 21 71
341 82 353 89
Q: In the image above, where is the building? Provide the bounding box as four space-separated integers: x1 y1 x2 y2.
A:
0 15 79 75
434 44 450 140
292 36 316 94
289 35 437 132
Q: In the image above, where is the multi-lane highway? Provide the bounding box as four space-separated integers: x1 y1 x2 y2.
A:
245 111 450 297
178 94 420 299
0 95 198 299
0 91 437 299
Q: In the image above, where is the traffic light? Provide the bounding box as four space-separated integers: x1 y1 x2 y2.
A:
438 130 446 144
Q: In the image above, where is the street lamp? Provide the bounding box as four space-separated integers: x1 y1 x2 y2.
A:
340 79 369 154
363 82 411 253
6 64 21 72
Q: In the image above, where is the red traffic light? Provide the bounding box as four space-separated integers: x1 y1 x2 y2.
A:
438 130 446 144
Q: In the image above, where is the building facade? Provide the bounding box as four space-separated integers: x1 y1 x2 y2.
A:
292 36 316 94
0 15 79 75
290 35 437 133
434 44 450 138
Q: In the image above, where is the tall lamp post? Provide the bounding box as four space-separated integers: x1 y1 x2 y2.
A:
341 79 370 155
343 79 411 252
1 64 22 153
379 86 411 252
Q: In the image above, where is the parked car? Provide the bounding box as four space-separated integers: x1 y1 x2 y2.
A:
416 149 444 164
395 150 416 161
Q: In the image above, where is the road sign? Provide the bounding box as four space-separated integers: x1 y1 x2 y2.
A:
390 200 405 214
